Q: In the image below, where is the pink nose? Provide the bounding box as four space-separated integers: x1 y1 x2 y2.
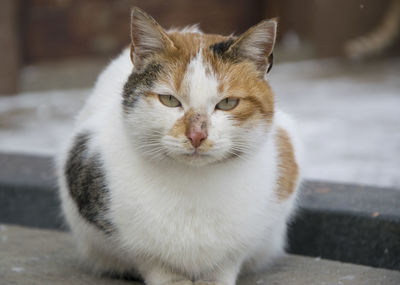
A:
187 130 207 148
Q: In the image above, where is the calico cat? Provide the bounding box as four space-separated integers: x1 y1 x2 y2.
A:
57 7 302 285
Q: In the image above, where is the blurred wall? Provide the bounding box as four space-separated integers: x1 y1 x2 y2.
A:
22 0 264 63
0 0 20 94
21 0 397 62
0 0 398 94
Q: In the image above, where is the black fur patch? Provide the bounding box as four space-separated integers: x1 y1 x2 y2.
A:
210 38 235 56
65 132 113 234
267 52 273 73
122 62 162 110
210 39 274 73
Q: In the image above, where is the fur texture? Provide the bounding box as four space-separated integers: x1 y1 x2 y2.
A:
57 7 302 285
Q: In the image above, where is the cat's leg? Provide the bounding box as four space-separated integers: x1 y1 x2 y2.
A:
194 259 243 285
137 262 192 285
241 217 287 274
79 236 137 276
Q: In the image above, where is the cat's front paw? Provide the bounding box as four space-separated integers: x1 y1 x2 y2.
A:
165 280 193 285
194 281 225 285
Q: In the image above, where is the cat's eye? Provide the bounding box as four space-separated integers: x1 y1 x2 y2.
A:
215 97 239 111
158 95 181 108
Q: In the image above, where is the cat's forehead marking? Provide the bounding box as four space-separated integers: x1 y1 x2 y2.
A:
165 31 232 100
182 49 219 109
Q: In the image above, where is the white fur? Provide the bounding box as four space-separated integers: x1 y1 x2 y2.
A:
57 46 302 285
182 50 219 110
168 24 202 34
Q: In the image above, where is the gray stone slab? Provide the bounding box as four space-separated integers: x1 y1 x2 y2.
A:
0 153 62 229
300 181 400 218
0 152 54 190
1 225 399 285
289 181 400 269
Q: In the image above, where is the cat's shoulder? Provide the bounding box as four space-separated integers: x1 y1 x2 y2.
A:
76 48 132 126
274 109 296 135
96 47 132 87
91 47 132 102
274 109 303 165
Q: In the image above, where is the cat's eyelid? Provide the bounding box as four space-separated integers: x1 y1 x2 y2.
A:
220 96 240 101
152 85 176 97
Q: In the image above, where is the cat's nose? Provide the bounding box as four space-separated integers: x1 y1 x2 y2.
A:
187 129 207 148
185 111 208 148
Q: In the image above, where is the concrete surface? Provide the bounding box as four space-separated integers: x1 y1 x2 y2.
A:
0 57 399 189
1 225 399 285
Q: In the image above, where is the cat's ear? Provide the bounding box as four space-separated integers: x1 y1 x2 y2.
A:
130 7 175 66
228 19 277 74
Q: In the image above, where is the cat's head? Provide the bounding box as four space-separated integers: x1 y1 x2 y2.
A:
123 8 277 166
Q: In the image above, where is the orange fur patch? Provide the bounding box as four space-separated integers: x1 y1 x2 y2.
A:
143 91 158 103
168 116 186 138
276 127 299 201
215 62 274 125
198 138 214 152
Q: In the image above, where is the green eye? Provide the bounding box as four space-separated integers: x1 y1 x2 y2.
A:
159 95 181 108
216 97 239 111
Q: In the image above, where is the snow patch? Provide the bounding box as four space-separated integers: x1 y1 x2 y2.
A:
11 267 25 273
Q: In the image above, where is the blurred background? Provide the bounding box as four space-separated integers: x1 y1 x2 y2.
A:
1 0 399 188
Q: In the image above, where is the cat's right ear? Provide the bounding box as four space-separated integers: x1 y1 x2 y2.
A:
130 7 175 66
227 19 277 75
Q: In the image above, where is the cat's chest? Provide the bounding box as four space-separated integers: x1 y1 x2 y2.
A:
112 173 264 236
109 162 273 265
104 139 277 269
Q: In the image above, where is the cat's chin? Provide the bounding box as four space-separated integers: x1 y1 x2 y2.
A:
167 151 222 167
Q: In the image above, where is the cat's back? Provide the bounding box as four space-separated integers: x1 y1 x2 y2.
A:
76 48 132 127
274 109 302 161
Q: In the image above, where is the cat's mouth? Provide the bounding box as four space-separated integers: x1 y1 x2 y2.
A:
183 150 210 158
169 149 216 166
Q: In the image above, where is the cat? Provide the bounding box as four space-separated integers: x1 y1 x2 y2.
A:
57 7 302 285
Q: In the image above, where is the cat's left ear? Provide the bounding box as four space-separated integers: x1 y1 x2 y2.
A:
130 7 175 66
228 19 277 74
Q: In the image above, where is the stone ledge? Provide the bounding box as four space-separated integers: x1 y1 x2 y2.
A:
0 225 399 285
0 152 399 270
290 181 400 270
